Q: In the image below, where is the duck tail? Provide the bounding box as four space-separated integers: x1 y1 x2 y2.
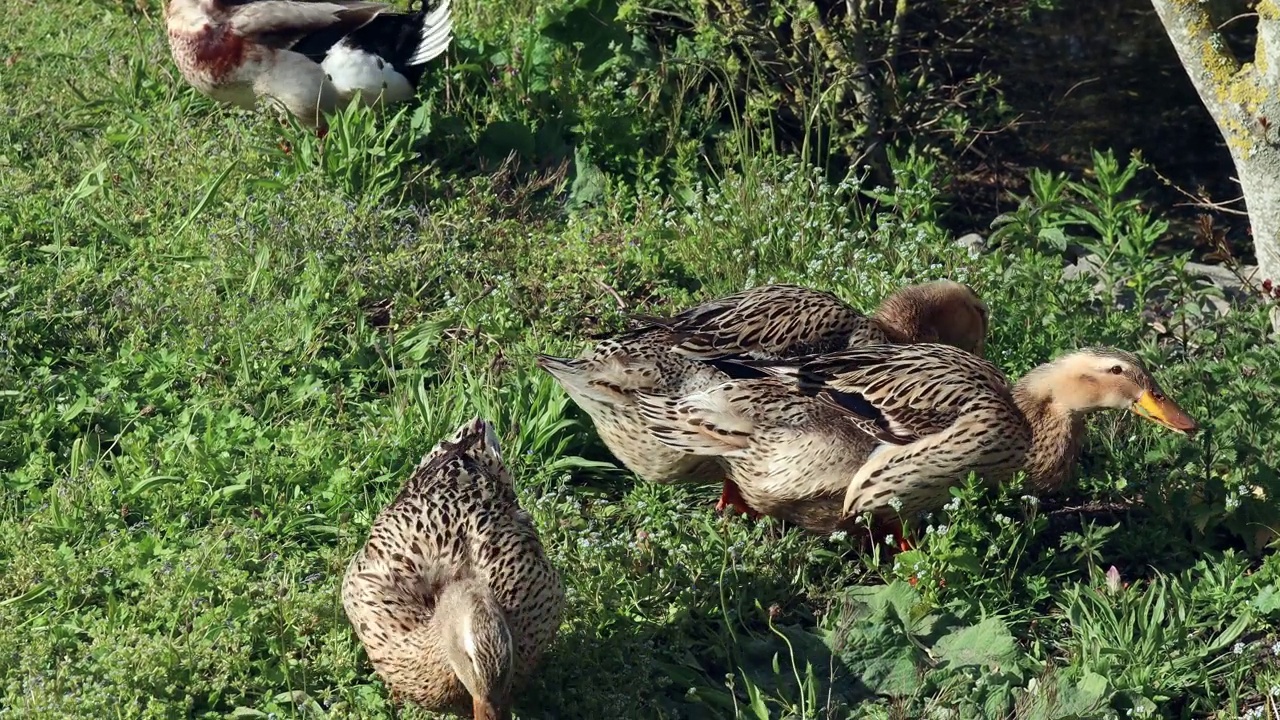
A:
535 352 634 407
407 0 453 65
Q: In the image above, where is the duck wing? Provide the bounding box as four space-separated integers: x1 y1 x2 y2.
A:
630 284 878 361
232 0 392 52
749 343 1011 445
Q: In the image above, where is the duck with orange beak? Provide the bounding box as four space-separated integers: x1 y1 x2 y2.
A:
630 345 1197 541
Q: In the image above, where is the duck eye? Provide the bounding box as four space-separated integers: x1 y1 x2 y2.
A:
1108 365 1124 375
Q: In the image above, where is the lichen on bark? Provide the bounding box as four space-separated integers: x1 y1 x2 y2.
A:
1150 0 1280 331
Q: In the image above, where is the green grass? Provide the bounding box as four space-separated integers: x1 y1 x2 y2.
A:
3 0 1280 718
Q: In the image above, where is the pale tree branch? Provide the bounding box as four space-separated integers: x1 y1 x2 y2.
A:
1149 0 1248 127
1258 1 1280 89
1150 0 1280 331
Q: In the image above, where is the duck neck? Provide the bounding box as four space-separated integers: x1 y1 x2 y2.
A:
867 313 912 344
435 580 513 720
1011 366 1087 492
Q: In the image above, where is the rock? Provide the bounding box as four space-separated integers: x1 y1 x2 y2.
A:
1182 262 1259 301
954 232 987 256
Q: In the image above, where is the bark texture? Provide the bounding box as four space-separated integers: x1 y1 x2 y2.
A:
1149 0 1280 330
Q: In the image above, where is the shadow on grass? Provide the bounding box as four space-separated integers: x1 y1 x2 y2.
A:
521 596 875 719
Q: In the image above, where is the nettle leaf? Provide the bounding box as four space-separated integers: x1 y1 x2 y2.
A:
836 630 919 697
821 583 930 697
1252 584 1280 615
1019 671 1110 720
843 580 921 626
931 617 1020 673
1037 227 1072 251
1054 671 1110 717
569 145 607 209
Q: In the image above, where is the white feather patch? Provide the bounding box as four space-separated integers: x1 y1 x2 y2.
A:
321 42 415 105
482 420 503 462
461 609 477 658
409 0 453 65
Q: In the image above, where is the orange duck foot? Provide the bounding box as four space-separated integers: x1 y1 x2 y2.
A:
871 518 915 553
715 481 762 519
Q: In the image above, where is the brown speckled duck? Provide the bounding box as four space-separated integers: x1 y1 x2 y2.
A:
637 280 988 360
341 417 564 719
536 280 989 517
633 344 1197 536
165 0 453 132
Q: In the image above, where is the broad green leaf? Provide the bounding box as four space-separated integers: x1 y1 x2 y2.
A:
1252 584 1280 615
932 617 1019 671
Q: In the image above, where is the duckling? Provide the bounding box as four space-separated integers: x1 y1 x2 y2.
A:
165 0 453 131
536 280 989 517
342 417 564 719
632 345 1196 534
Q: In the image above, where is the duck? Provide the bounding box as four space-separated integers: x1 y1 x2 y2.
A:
535 280 989 518
633 280 989 360
341 417 564 719
164 0 453 132
631 344 1197 537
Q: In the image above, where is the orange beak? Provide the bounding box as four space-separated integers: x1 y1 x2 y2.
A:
1132 390 1198 434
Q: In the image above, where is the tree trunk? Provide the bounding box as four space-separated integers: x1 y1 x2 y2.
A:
1149 0 1280 330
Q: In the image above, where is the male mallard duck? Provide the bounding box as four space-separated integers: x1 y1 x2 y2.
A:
341 417 564 719
632 344 1197 535
535 280 988 517
165 0 453 131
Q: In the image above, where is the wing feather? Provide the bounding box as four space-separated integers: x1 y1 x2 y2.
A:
627 285 875 360
747 343 1010 444
231 0 391 46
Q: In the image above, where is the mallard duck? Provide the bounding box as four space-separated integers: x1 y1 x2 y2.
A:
634 280 989 361
165 0 453 131
535 280 989 517
341 417 564 719
632 344 1197 535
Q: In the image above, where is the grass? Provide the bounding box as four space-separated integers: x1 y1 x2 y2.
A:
2 0 1280 718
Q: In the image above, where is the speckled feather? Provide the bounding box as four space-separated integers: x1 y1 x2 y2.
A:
752 343 1014 442
633 379 872 532
536 330 734 484
634 343 1047 530
635 339 1196 531
341 417 564 714
541 281 988 489
743 344 1033 517
628 284 891 361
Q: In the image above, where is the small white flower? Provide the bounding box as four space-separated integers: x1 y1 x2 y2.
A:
1271 640 1280 656
1232 641 1246 655
884 534 895 546
887 497 904 512
829 530 848 542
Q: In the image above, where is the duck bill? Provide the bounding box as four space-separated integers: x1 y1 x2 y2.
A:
1131 390 1198 434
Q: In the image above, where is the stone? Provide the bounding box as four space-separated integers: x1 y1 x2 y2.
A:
954 232 987 256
